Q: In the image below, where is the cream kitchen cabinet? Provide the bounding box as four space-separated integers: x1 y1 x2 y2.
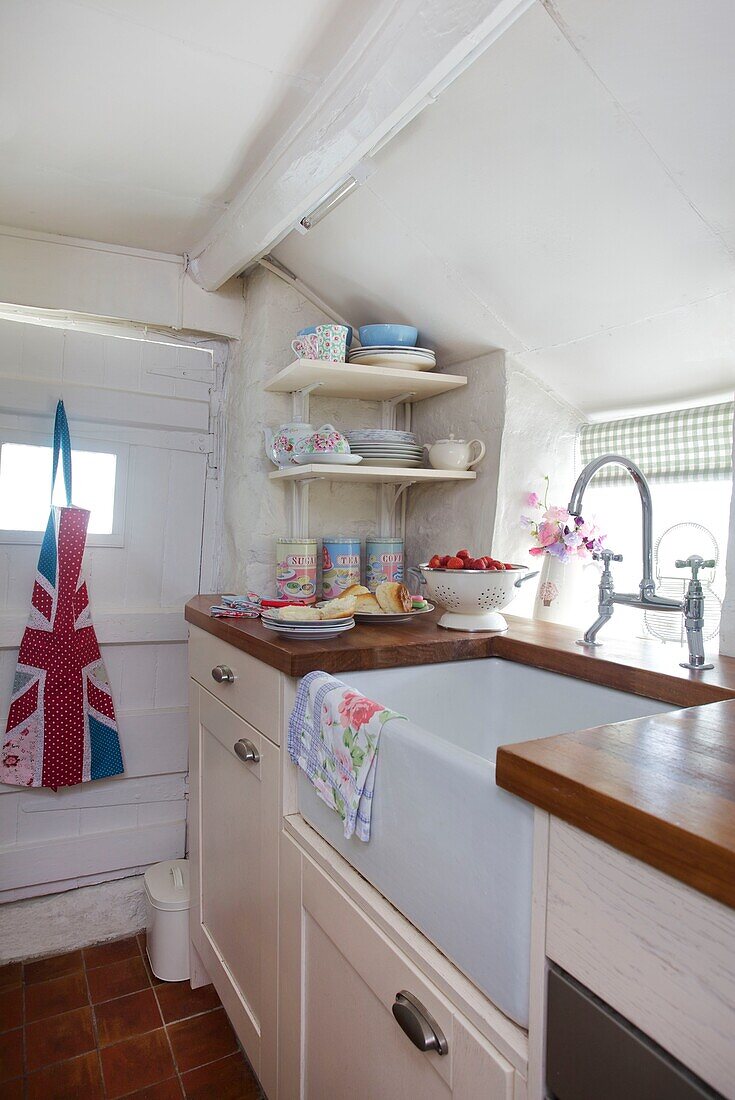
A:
278 829 516 1100
188 629 281 1100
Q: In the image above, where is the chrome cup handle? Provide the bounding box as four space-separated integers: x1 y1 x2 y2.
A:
514 570 540 588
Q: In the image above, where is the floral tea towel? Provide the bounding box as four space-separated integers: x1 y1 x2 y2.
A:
288 670 403 841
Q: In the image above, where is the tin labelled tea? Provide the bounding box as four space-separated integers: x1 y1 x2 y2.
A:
322 538 361 599
366 538 404 592
276 538 317 602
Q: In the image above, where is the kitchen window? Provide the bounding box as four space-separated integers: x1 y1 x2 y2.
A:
0 429 128 547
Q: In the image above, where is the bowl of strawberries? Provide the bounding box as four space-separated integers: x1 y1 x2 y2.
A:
417 550 538 632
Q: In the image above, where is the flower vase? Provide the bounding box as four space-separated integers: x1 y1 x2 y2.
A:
533 554 585 626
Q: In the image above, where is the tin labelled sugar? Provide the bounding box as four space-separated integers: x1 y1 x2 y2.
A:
366 538 404 592
276 538 317 602
322 538 361 599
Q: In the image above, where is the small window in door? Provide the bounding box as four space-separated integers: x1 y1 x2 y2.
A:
0 433 127 546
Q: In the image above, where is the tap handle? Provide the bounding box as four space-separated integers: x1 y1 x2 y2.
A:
675 555 715 580
593 549 623 567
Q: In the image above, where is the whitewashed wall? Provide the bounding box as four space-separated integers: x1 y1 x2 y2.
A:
221 267 380 594
720 425 735 656
0 315 224 917
406 351 506 570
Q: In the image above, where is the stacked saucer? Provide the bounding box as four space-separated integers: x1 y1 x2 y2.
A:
261 613 354 640
347 430 424 469
348 346 436 371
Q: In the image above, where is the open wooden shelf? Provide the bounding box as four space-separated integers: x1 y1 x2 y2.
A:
264 359 467 402
269 464 476 486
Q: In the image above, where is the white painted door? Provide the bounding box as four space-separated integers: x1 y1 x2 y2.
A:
0 315 224 901
279 832 515 1100
188 684 279 1100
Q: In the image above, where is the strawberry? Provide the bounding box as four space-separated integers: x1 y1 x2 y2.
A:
495 562 506 570
439 555 450 567
446 556 464 569
456 549 470 560
468 558 484 569
428 555 442 568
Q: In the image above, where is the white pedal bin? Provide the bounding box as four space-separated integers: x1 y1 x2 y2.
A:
144 858 190 981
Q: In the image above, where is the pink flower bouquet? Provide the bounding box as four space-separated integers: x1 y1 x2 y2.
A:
521 476 605 564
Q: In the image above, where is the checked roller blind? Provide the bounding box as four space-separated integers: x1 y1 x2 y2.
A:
578 401 734 484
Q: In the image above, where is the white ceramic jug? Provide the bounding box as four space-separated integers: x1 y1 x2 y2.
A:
425 434 486 471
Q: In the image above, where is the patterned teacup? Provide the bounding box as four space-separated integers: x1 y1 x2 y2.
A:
291 334 318 359
316 324 349 362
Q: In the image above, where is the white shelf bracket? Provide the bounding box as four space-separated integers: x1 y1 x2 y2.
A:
377 481 412 536
290 475 326 538
292 381 324 421
380 392 416 430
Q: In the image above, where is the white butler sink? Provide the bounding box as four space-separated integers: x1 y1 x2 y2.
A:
296 658 672 1028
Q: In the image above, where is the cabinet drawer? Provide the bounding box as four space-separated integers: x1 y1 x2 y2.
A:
280 834 515 1100
546 966 718 1099
546 820 735 1099
189 624 280 742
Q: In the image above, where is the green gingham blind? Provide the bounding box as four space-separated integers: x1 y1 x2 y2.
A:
578 401 734 484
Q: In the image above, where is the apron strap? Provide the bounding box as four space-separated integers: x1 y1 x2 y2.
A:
51 400 73 506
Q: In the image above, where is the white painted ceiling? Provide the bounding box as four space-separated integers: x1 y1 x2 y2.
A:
0 0 373 252
273 0 735 415
1 0 734 414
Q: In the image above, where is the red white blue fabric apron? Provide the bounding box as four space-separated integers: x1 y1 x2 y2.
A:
0 402 123 789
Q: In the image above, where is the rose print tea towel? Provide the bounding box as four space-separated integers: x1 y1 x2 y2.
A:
288 670 403 841
0 401 123 789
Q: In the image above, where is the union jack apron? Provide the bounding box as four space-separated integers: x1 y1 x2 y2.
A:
0 401 123 789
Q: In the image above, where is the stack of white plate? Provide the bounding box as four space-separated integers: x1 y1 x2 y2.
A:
348 346 436 372
261 613 355 640
347 429 424 468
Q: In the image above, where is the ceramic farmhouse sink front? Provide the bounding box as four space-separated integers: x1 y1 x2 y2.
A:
297 658 672 1027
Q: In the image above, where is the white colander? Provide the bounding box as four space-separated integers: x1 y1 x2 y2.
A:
416 564 538 632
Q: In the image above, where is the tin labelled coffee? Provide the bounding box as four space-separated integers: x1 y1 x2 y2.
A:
366 538 404 592
322 538 361 599
276 538 317 602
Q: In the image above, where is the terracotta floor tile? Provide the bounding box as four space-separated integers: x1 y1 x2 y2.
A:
155 981 220 1024
0 963 22 991
1 1075 23 1099
25 1005 95 1071
142 952 165 986
181 1052 261 1100
95 987 162 1046
0 986 22 1032
168 1007 238 1074
87 955 149 1004
27 1050 104 1100
100 1028 176 1098
83 935 141 970
0 1028 23 1083
24 949 83 985
25 970 88 1022
127 1078 184 1099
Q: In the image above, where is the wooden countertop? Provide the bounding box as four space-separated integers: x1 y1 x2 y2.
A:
186 594 735 909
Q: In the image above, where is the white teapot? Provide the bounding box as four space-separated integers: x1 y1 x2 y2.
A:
425 434 486 471
264 420 314 467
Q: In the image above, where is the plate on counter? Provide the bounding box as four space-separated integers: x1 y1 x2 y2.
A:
358 457 424 468
354 602 434 624
292 453 363 465
261 617 355 639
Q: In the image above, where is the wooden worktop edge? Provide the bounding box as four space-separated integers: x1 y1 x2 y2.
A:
496 745 735 910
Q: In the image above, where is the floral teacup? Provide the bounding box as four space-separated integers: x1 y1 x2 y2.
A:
297 424 350 455
316 324 349 362
291 334 318 359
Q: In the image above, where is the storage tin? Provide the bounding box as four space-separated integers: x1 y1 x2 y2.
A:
366 537 404 591
276 538 317 601
322 537 361 599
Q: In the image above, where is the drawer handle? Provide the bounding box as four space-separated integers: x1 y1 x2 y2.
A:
234 738 260 764
212 664 235 684
392 991 448 1056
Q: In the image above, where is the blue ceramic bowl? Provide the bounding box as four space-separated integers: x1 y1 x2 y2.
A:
359 324 418 347
298 324 353 348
